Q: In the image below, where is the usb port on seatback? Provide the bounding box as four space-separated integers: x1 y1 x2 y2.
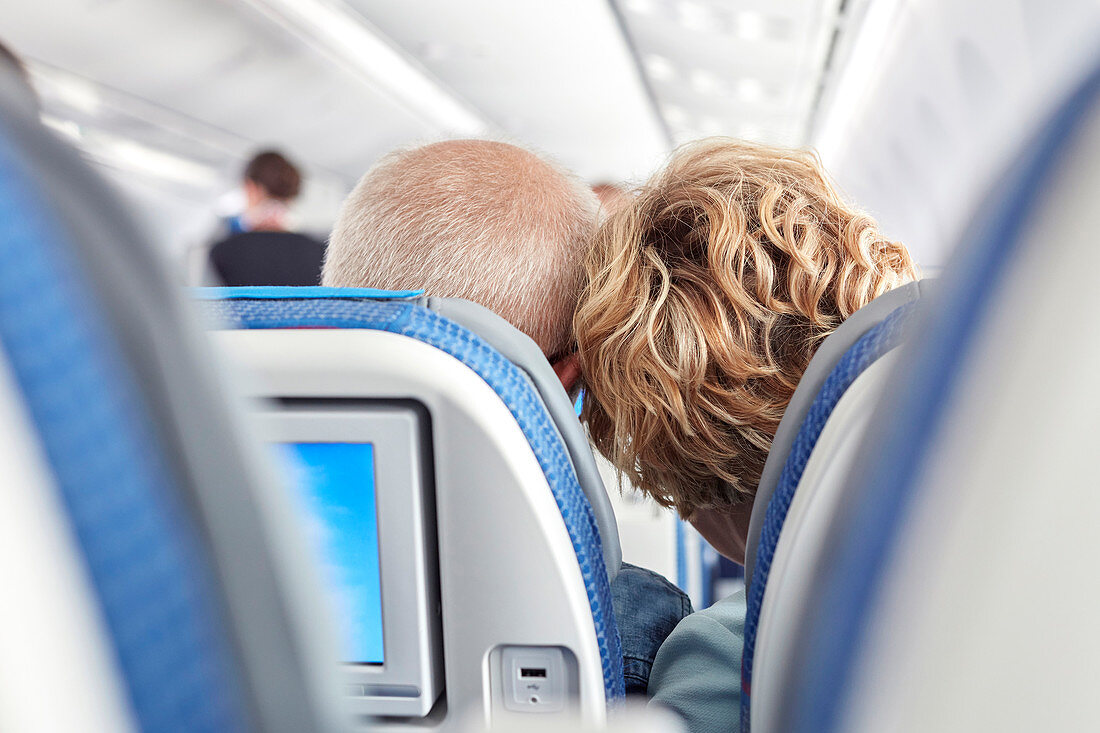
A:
520 668 547 678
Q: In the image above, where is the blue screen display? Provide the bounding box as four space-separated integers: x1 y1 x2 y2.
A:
281 442 384 665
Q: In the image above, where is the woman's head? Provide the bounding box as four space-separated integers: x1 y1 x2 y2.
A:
243 150 302 203
577 138 917 524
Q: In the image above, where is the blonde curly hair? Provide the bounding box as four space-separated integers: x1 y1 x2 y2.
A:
576 138 918 518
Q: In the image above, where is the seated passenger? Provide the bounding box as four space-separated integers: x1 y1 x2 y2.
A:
322 138 692 695
208 150 325 286
575 138 918 729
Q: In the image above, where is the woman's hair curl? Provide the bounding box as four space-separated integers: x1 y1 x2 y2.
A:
576 138 917 518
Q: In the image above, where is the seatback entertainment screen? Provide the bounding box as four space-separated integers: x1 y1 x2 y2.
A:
281 442 384 665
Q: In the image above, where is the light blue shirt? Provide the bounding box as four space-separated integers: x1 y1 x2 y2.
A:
647 588 746 732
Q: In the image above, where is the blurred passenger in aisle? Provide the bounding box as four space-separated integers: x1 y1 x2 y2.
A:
207 150 325 286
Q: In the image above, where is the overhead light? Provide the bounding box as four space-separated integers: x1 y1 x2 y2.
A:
40 115 83 143
623 0 658 16
725 11 793 42
739 125 765 141
645 55 677 82
31 67 101 116
662 105 690 127
812 0 905 160
699 116 726 135
74 131 221 190
677 1 713 32
690 69 723 95
735 78 767 103
735 12 768 42
239 0 491 136
97 137 221 189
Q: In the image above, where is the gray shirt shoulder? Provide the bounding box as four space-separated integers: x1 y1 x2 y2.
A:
647 588 747 733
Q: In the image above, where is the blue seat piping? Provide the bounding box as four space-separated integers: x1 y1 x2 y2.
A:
741 301 917 732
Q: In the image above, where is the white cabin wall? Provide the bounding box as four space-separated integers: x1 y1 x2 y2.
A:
812 0 1100 269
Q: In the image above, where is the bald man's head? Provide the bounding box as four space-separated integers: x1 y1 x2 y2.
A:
323 140 599 356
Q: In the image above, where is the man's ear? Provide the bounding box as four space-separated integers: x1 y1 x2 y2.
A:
551 353 582 395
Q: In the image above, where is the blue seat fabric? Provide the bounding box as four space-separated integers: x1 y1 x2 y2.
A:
203 291 627 703
741 301 917 732
0 127 249 728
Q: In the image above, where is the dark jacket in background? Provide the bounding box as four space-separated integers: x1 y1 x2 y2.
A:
209 230 325 287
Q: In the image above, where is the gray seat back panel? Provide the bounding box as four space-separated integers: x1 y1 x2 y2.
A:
744 280 927 585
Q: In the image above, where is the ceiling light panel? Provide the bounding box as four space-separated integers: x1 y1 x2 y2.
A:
239 0 490 136
616 0 846 146
0 0 443 183
346 0 670 182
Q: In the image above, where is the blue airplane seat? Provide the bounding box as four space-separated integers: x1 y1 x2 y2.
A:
0 73 346 732
199 287 626 706
744 279 928 588
740 286 924 732
783 55 1100 733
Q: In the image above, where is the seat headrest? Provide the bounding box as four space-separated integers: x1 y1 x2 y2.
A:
744 279 929 587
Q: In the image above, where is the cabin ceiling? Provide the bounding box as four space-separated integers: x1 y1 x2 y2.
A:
617 0 846 146
0 0 848 238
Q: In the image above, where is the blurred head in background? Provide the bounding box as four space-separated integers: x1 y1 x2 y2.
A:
0 38 38 113
576 137 919 561
591 182 627 219
240 149 302 232
324 139 598 371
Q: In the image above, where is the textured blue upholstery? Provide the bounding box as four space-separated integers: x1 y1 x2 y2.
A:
0 129 248 727
785 57 1100 733
202 291 627 703
741 301 917 732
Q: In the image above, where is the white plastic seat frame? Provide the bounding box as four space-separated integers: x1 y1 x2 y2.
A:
214 327 610 731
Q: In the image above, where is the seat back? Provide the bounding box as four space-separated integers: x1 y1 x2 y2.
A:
783 53 1100 733
0 74 345 732
749 351 898 732
201 288 626 726
741 290 923 731
744 281 926 587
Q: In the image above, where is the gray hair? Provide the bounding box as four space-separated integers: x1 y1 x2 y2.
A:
322 140 599 356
